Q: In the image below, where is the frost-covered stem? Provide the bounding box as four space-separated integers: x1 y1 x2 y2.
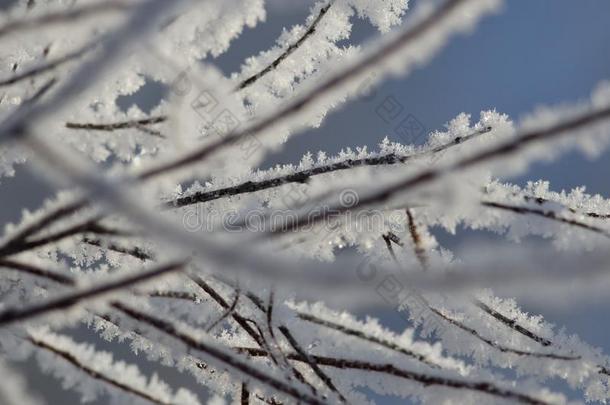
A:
83 237 153 261
236 347 550 405
112 303 327 405
241 383 249 405
138 0 475 180
0 42 96 87
0 118 490 256
0 201 87 250
166 126 491 209
521 194 610 219
0 218 126 258
236 1 334 90
473 300 551 346
189 275 312 390
0 259 75 286
273 104 610 233
188 275 267 349
405 210 429 270
428 306 580 360
0 1 131 38
278 325 347 403
26 335 172 405
145 290 199 301
482 201 610 238
296 311 442 369
386 233 581 360
65 116 167 132
206 291 240 333
0 261 185 326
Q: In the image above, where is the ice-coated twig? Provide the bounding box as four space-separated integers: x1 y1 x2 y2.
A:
236 2 334 90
